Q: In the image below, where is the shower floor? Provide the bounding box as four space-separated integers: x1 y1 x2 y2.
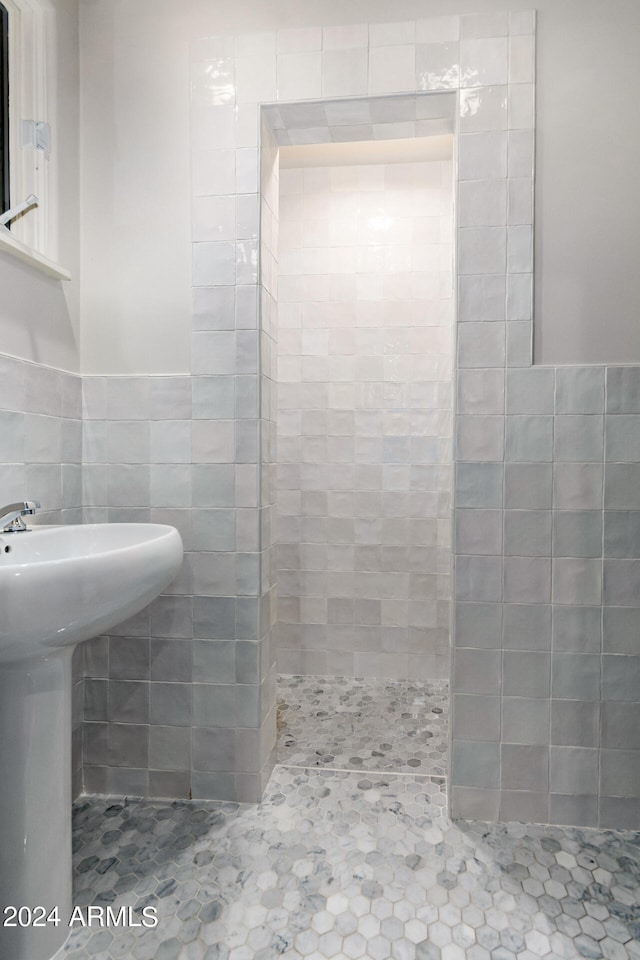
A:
277 675 449 778
54 677 640 960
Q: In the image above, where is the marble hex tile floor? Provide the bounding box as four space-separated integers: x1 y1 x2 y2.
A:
276 676 449 778
56 677 640 960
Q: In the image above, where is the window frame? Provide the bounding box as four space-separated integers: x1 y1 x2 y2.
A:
0 3 9 217
0 0 66 276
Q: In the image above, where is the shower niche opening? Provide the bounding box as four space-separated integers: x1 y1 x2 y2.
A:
260 93 457 688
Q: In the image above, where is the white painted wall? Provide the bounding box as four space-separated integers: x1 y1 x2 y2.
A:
0 0 80 372
78 0 640 372
79 0 191 375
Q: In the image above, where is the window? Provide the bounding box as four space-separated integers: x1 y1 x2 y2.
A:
0 3 8 217
2 0 48 252
0 0 67 277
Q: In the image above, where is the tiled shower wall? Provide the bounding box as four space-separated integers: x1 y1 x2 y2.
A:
276 159 453 679
452 364 640 829
0 352 85 795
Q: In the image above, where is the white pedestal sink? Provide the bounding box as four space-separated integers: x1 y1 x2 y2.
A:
0 523 183 960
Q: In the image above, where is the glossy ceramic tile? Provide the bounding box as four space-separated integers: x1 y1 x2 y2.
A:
276 160 453 679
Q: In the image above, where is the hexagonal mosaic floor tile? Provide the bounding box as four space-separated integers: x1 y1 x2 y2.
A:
277 676 449 777
53 767 640 960
52 677 640 960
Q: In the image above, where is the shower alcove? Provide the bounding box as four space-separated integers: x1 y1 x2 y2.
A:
252 34 534 817
266 95 456 685
188 11 535 820
264 96 457 782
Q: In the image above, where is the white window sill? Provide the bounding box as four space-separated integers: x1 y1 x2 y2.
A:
0 229 71 280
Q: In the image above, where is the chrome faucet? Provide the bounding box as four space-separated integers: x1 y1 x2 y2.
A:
0 501 41 532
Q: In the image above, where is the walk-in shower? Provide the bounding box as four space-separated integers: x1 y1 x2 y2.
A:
272 97 456 684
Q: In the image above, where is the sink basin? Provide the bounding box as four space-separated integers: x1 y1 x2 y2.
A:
0 522 183 664
0 522 183 960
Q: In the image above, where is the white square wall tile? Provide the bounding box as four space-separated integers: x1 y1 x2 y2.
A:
456 416 504 461
191 149 235 196
191 103 236 150
507 225 533 273
150 464 191 508
235 56 276 103
190 60 235 108
507 275 533 321
458 227 507 275
416 43 460 91
509 83 535 130
236 194 259 240
508 130 534 178
369 45 416 95
506 321 533 366
192 285 235 331
458 132 508 180
192 241 236 286
106 420 148 463
192 196 235 241
459 86 508 133
322 49 368 99
236 148 259 194
277 52 322 101
509 35 535 84
150 421 192 464
191 331 236 376
458 180 507 227
235 104 259 148
106 378 148 420
236 240 259 284
508 179 534 225
460 37 509 87
191 420 235 463
458 323 505 367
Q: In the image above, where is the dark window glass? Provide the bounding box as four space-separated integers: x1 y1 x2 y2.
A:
0 3 8 217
